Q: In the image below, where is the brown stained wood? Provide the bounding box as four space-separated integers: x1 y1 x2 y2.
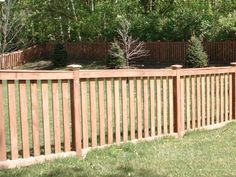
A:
229 74 233 121
180 77 185 130
31 82 40 156
41 81 51 155
136 78 142 139
52 81 61 153
196 76 201 128
114 79 121 144
191 76 196 129
129 79 135 140
81 80 89 148
201 76 206 127
216 75 220 123
211 75 215 124
206 76 210 126
186 77 190 130
163 77 168 135
122 79 128 142
19 81 30 158
8 81 18 159
220 75 224 122
143 78 149 138
106 79 113 144
90 79 97 147
98 79 105 145
156 78 162 136
168 77 174 133
150 78 155 136
225 74 229 121
0 82 6 161
62 81 70 152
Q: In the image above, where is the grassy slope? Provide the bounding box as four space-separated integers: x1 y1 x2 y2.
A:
1 122 236 177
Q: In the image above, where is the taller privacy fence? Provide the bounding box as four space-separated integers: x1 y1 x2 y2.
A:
0 41 236 69
0 65 236 168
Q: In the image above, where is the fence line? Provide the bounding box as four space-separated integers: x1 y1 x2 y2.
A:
0 65 236 168
0 41 236 69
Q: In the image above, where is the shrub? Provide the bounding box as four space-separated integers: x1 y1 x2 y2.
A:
185 36 208 68
52 44 68 67
106 41 125 69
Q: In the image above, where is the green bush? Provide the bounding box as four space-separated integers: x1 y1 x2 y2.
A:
106 42 125 69
52 44 68 67
185 36 208 68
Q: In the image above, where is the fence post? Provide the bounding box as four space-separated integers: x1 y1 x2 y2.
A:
68 65 82 156
172 65 184 138
231 62 236 120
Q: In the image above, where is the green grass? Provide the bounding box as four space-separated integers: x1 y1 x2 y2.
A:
1 122 236 177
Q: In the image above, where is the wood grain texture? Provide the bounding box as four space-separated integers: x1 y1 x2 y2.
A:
81 80 88 148
98 79 105 145
114 79 121 144
90 79 97 147
129 79 135 140
0 81 6 161
122 79 128 142
106 79 113 144
137 78 143 139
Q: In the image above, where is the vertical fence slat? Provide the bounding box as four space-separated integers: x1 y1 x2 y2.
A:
186 77 190 130
42 81 51 155
62 80 70 152
156 78 162 136
191 76 196 129
211 75 215 124
229 74 232 121
52 81 61 153
81 80 88 148
216 75 220 123
19 81 30 158
98 79 105 145
163 77 168 135
129 79 135 140
137 78 142 139
143 78 149 138
196 76 201 128
90 79 97 147
106 79 113 144
225 74 229 121
114 79 121 144
169 77 174 133
201 76 206 127
122 79 128 142
206 76 210 126
220 74 224 122
31 81 40 156
150 78 155 136
0 81 6 161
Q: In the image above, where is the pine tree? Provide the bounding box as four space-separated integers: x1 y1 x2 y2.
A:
185 36 208 68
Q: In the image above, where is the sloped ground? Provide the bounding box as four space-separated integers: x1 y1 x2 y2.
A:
1 122 236 177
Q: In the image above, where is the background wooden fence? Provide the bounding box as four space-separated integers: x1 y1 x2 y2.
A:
0 41 236 69
0 65 236 168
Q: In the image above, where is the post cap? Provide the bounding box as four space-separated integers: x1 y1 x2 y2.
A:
171 65 183 70
67 64 82 71
230 62 236 67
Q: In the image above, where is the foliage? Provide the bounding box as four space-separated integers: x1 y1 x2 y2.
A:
52 44 68 67
185 36 208 68
106 41 125 69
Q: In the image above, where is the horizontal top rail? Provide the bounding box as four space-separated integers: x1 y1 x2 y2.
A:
0 70 73 80
180 67 235 76
77 69 176 78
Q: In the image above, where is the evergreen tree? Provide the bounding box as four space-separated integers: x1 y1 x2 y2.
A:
185 36 208 68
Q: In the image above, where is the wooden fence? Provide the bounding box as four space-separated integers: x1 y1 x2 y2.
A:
0 65 236 168
0 41 236 69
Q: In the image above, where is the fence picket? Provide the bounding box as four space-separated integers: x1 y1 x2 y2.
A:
0 81 6 161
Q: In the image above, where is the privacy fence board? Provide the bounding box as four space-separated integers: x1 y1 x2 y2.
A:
0 65 236 168
1 41 236 69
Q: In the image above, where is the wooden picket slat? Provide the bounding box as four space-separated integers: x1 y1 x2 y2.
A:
114 79 121 144
129 79 135 140
186 77 190 130
41 81 51 155
216 75 220 123
220 74 224 122
52 81 61 153
0 81 6 161
225 74 229 121
156 78 162 136
137 78 142 139
196 76 201 128
62 80 70 152
98 79 105 145
206 76 210 126
143 78 149 138
229 74 232 121
122 79 128 142
211 75 215 124
150 78 155 136
191 76 196 129
90 79 97 147
81 80 88 148
201 76 206 127
106 79 113 144
163 77 168 135
31 81 40 156
19 81 30 158
169 77 174 133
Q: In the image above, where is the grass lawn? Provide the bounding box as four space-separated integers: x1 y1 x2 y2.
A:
1 122 236 177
